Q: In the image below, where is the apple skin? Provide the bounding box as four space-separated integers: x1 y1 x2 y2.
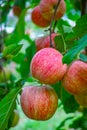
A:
31 5 50 28
35 33 58 51
30 48 67 84
13 6 22 17
20 85 58 120
39 0 66 21
62 60 87 95
74 94 87 108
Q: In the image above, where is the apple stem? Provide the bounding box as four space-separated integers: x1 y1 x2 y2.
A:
49 0 61 47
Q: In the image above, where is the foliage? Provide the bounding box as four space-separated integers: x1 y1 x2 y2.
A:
0 0 87 130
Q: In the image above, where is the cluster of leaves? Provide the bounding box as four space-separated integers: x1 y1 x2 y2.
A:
0 0 87 130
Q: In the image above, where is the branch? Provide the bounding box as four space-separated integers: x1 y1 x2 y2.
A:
81 0 87 16
81 0 87 55
49 0 61 47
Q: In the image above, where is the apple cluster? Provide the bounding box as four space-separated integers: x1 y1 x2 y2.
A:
20 0 87 122
20 46 68 121
31 0 66 27
20 0 67 121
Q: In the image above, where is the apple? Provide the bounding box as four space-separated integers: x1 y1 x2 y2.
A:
20 85 58 120
62 60 87 95
30 47 67 84
39 0 66 21
35 33 58 51
12 6 22 17
31 5 50 28
9 110 20 127
0 67 11 82
74 94 87 107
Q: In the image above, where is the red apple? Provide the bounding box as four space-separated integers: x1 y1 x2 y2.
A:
74 94 87 107
39 0 66 21
62 60 87 95
30 48 67 84
20 85 58 120
35 33 58 51
31 5 50 28
13 6 22 17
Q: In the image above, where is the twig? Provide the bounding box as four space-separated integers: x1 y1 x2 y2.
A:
81 0 87 55
49 0 61 47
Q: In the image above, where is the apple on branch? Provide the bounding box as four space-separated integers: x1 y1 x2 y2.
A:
30 47 67 84
20 85 58 120
31 5 50 28
62 60 87 95
39 0 66 21
35 33 58 51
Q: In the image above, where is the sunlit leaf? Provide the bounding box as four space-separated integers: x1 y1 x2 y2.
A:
0 88 21 130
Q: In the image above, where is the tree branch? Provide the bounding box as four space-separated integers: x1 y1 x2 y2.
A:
81 0 87 55
49 0 61 47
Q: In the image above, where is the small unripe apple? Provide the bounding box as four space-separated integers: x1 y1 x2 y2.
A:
0 68 11 82
31 5 50 28
9 110 20 127
39 0 66 21
30 48 67 84
35 33 58 51
74 94 87 107
62 60 87 95
12 6 22 17
20 85 58 120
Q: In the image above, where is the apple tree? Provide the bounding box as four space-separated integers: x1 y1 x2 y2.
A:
0 0 87 130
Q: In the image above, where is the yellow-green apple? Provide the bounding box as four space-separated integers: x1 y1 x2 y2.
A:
0 67 11 82
62 60 87 95
20 85 58 120
31 5 50 28
39 0 66 21
9 110 20 127
74 94 87 107
35 33 58 51
30 47 67 84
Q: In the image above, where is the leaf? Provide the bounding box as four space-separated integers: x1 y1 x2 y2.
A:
61 87 79 113
63 34 87 64
65 14 87 41
3 44 23 57
13 42 36 78
79 53 87 62
54 35 66 53
0 88 21 130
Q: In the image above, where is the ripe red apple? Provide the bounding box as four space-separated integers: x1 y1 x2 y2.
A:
39 0 66 21
35 33 58 51
74 94 87 107
31 5 50 28
62 60 87 95
20 85 58 120
12 6 22 17
30 48 67 84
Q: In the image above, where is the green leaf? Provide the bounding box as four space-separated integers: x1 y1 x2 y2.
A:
79 53 87 62
13 42 36 78
54 35 66 53
63 34 87 64
61 87 79 113
65 14 87 41
3 44 23 57
0 88 21 130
